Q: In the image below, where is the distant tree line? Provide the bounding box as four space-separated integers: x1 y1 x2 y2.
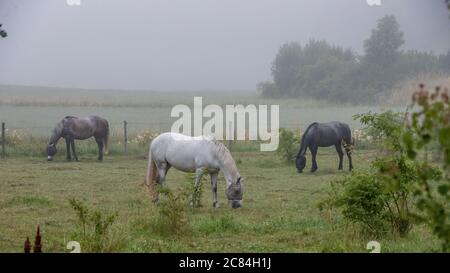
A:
259 15 450 103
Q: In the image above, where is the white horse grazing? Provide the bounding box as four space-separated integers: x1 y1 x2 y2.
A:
146 132 244 208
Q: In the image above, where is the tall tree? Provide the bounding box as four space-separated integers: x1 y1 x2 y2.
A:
361 15 404 95
363 15 404 68
271 42 303 97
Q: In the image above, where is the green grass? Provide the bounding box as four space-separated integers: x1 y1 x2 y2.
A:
1 196 52 209
0 86 437 252
0 148 441 253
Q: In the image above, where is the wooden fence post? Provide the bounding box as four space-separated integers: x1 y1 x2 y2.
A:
123 120 128 155
1 122 5 157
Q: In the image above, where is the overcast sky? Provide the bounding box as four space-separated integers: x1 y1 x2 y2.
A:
0 0 449 91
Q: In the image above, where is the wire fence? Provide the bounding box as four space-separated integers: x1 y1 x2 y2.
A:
0 119 315 157
1 115 380 160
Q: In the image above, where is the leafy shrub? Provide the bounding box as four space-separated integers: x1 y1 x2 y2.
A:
372 157 420 235
321 110 421 237
321 158 418 237
184 172 205 209
354 111 405 152
403 85 450 251
329 171 388 236
69 198 121 252
277 128 300 163
151 187 191 236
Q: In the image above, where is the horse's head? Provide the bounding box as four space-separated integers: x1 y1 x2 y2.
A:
296 154 306 173
47 143 57 161
226 177 244 209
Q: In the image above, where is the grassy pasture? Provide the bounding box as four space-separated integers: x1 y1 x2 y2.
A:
0 149 440 253
0 86 439 252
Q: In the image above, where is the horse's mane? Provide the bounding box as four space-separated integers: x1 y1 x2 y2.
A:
211 139 240 179
49 121 64 144
300 122 317 146
297 122 318 156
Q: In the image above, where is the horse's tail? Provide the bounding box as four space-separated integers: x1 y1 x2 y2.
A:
146 148 158 203
103 120 109 155
297 122 317 157
341 124 353 154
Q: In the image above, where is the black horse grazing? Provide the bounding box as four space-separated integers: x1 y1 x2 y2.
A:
47 116 109 161
295 122 353 173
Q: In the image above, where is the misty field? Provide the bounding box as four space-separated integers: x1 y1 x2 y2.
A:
0 85 402 137
0 86 440 253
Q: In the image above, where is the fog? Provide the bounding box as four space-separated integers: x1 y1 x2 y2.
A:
0 0 449 91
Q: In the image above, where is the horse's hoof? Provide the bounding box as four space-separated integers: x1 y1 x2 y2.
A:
311 169 317 173
213 202 220 208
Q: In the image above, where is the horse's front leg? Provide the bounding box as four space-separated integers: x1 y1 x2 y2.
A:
70 138 78 161
310 145 318 172
192 168 204 208
210 172 219 208
65 137 71 161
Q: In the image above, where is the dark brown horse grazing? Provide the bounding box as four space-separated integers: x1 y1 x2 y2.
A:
47 116 109 161
295 121 354 173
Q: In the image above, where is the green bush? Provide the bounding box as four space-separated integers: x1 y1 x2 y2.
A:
321 171 387 236
354 110 405 152
277 128 300 163
403 85 450 251
321 158 418 237
184 172 205 209
151 187 191 237
320 110 422 237
69 198 121 252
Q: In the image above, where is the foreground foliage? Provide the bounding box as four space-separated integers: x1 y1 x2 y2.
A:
69 198 120 252
403 85 450 251
321 85 450 252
